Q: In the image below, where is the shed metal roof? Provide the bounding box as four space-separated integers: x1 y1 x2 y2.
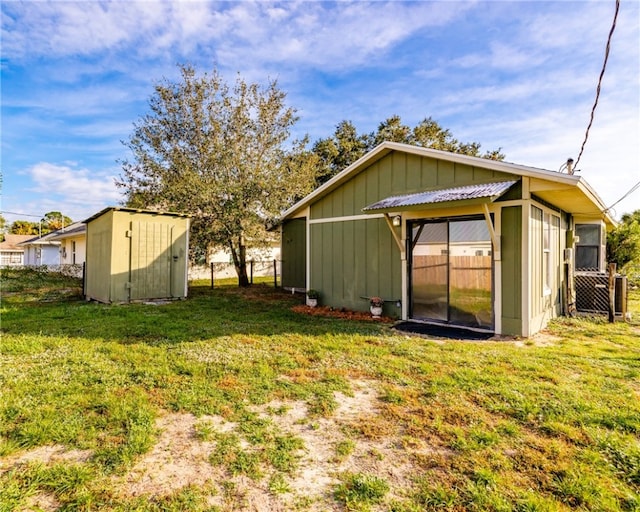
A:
83 206 190 224
363 180 518 212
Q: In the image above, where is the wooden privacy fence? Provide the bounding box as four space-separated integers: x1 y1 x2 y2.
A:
413 255 492 290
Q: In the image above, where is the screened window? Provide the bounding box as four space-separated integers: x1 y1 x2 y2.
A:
575 224 602 271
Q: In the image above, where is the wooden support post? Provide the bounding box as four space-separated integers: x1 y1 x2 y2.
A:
620 275 628 321
250 260 254 285
211 262 214 289
608 262 616 323
482 204 500 260
383 213 405 256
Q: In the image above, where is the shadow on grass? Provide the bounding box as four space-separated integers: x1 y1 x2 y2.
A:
1 283 387 345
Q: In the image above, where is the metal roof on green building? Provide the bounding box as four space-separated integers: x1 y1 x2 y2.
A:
363 180 518 211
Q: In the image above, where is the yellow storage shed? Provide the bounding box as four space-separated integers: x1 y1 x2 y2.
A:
84 207 190 303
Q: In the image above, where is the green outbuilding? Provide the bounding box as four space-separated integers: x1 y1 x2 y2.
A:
84 207 190 304
278 142 614 337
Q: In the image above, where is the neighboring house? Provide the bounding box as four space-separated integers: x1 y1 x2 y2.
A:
84 207 190 303
19 233 61 266
277 142 614 337
208 243 280 265
47 222 87 266
0 234 33 266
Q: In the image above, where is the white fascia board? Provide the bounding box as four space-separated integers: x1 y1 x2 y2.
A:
576 179 616 227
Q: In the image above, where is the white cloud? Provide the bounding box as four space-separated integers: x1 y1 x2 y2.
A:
24 162 124 221
2 1 472 70
2 0 637 224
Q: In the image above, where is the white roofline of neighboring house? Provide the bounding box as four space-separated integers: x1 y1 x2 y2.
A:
279 141 614 226
17 237 61 246
46 222 87 241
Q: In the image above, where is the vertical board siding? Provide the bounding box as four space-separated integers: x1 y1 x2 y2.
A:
454 164 474 183
421 158 439 189
391 152 406 193
310 218 400 313
130 221 172 301
307 150 514 316
86 209 188 303
530 206 544 318
311 153 512 219
85 210 113 303
437 160 456 186
406 154 422 190
501 206 522 335
281 219 307 289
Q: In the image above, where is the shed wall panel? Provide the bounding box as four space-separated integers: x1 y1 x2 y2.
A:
130 221 172 301
85 210 114 303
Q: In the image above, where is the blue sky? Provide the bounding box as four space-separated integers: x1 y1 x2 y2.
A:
2 0 639 226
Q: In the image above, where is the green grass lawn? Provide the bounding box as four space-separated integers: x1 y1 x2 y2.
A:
1 267 639 511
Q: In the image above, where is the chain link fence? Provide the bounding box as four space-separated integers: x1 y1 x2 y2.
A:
189 259 281 286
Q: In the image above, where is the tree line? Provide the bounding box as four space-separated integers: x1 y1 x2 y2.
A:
116 65 505 285
0 211 73 239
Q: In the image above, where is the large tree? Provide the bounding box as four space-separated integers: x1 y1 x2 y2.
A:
117 65 318 286
41 211 73 233
312 115 504 186
607 210 640 281
10 220 39 235
312 120 369 185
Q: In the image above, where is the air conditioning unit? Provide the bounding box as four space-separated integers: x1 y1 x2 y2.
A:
575 273 627 315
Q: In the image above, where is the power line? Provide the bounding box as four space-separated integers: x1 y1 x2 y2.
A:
0 211 43 218
573 0 620 170
603 179 640 215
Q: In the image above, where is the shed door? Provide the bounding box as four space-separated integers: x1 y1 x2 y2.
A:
410 217 494 330
281 218 307 290
130 221 173 300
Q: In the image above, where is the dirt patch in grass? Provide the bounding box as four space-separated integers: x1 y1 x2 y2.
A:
2 379 430 510
0 445 93 472
22 491 61 512
115 379 408 509
520 330 563 346
115 413 226 499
